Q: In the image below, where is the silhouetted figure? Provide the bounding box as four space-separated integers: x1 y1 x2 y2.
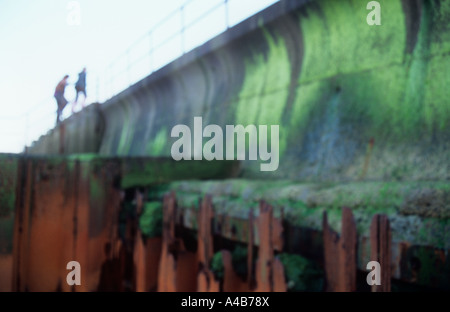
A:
73 67 87 113
54 75 69 125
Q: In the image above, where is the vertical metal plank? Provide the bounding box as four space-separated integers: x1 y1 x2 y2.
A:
323 207 357 292
255 201 274 292
370 214 391 292
157 192 177 292
197 195 219 292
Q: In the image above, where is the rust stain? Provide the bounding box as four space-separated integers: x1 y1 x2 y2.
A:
323 207 357 292
157 192 198 292
196 195 218 292
360 137 375 180
196 268 219 292
12 159 33 291
59 123 65 155
247 208 254 289
222 250 248 292
157 192 177 292
272 258 287 292
272 217 284 252
133 190 145 292
73 161 90 292
26 161 71 291
255 201 273 292
197 195 214 268
370 214 391 292
133 228 146 292
0 255 13 292
145 237 162 292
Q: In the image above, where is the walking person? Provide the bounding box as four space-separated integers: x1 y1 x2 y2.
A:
54 75 69 125
73 67 87 113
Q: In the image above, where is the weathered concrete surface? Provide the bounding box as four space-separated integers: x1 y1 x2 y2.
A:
29 0 450 182
27 103 103 155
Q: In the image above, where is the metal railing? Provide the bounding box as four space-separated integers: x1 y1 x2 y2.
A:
1 0 279 153
103 0 279 100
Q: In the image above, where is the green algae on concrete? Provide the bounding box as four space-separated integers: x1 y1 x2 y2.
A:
299 0 406 82
120 158 239 189
28 0 450 182
145 128 168 156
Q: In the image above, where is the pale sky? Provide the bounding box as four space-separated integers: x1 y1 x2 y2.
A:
0 0 277 153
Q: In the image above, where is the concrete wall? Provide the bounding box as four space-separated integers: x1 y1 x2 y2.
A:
29 0 450 182
28 103 104 155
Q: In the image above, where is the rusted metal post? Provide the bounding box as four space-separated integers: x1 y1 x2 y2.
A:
370 214 391 292
197 195 219 292
157 192 177 292
323 207 357 292
198 195 214 269
12 159 32 291
133 190 146 292
59 123 65 155
255 201 274 292
222 250 249 292
72 160 90 292
254 201 286 292
145 237 162 291
247 208 254 289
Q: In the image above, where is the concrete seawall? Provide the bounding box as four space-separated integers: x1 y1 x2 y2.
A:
28 0 450 182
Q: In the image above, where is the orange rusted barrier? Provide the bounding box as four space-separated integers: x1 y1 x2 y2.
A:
157 192 177 292
222 250 248 292
134 228 146 292
254 201 286 292
370 214 391 292
197 195 219 292
133 190 164 292
11 158 122 292
133 191 145 292
12 160 88 291
247 208 254 290
158 192 197 292
145 237 162 291
323 207 357 292
86 160 122 292
12 159 32 291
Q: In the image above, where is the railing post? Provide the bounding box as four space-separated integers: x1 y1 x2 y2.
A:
149 31 153 73
224 0 229 29
180 4 185 54
127 49 131 87
96 76 99 103
24 113 29 150
106 65 111 99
